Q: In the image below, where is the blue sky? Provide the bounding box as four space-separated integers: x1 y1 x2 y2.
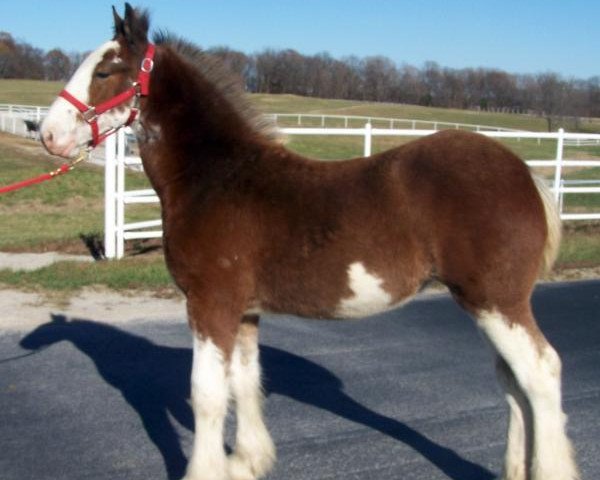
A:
2 1 599 79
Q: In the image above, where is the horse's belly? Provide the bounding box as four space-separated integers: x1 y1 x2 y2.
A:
255 260 418 320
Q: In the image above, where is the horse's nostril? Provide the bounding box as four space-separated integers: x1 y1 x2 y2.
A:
42 131 54 146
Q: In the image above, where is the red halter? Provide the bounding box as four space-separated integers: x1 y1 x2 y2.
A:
59 43 156 148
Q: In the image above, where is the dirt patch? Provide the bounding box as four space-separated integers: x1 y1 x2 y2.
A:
0 131 52 159
0 286 186 333
548 265 600 282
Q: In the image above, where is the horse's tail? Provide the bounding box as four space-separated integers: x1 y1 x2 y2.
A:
533 175 562 273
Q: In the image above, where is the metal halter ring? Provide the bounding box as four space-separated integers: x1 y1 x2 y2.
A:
82 107 98 124
140 57 154 73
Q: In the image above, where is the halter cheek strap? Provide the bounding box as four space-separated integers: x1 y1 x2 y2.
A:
59 43 156 148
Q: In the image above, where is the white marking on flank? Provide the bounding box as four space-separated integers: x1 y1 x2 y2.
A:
336 262 393 318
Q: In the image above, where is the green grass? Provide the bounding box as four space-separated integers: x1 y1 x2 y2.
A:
0 134 158 251
0 257 172 291
562 167 600 211
0 79 64 106
287 134 571 162
559 223 600 265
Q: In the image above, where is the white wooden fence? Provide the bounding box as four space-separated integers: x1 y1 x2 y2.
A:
267 113 524 132
104 126 600 259
0 104 49 137
0 104 49 120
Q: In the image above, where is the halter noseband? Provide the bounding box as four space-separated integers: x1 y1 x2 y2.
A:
59 43 156 148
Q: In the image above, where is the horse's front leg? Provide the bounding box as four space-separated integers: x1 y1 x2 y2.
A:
228 315 276 480
184 295 240 480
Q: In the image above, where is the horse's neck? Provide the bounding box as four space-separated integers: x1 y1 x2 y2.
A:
135 47 262 201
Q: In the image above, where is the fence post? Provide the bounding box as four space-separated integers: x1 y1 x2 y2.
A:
104 134 117 259
116 129 126 259
364 122 372 157
553 128 564 203
559 179 565 213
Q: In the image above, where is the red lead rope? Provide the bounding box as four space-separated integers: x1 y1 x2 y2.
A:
0 150 89 194
0 43 155 195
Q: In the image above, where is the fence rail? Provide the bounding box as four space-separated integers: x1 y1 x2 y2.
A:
103 126 600 258
0 104 48 120
267 113 525 132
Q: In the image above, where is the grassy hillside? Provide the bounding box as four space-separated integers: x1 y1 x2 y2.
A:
252 93 552 132
0 79 558 132
0 79 64 106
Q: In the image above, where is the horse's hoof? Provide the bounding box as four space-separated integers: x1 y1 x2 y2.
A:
228 446 275 480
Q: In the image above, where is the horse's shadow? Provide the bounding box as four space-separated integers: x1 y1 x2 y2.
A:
19 315 494 480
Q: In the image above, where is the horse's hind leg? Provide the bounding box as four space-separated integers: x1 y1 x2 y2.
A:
495 356 532 480
228 315 276 480
477 306 579 480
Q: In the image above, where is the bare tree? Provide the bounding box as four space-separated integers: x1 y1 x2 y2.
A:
207 46 253 90
586 77 600 118
44 49 71 81
362 56 398 102
536 73 568 131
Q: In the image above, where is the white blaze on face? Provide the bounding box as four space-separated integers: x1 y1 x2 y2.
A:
336 262 393 318
41 40 128 157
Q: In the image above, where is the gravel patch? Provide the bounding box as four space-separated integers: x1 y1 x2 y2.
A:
0 251 94 271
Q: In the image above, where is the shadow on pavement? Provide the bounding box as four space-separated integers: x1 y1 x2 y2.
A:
20 315 494 480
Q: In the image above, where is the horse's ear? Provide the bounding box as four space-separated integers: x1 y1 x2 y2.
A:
113 3 149 51
50 313 68 324
119 2 149 50
112 6 125 38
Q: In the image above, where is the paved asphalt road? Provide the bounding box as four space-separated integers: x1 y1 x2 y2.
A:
1 280 599 480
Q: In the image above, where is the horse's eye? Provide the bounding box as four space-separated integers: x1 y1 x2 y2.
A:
95 71 111 79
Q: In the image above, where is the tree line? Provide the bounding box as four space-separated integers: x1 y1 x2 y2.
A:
0 32 85 82
211 47 600 131
2 31 599 131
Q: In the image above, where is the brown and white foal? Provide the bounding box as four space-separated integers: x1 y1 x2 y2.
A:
40 5 579 480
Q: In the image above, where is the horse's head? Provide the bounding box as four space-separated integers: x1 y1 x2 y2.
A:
41 3 151 158
20 314 72 351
